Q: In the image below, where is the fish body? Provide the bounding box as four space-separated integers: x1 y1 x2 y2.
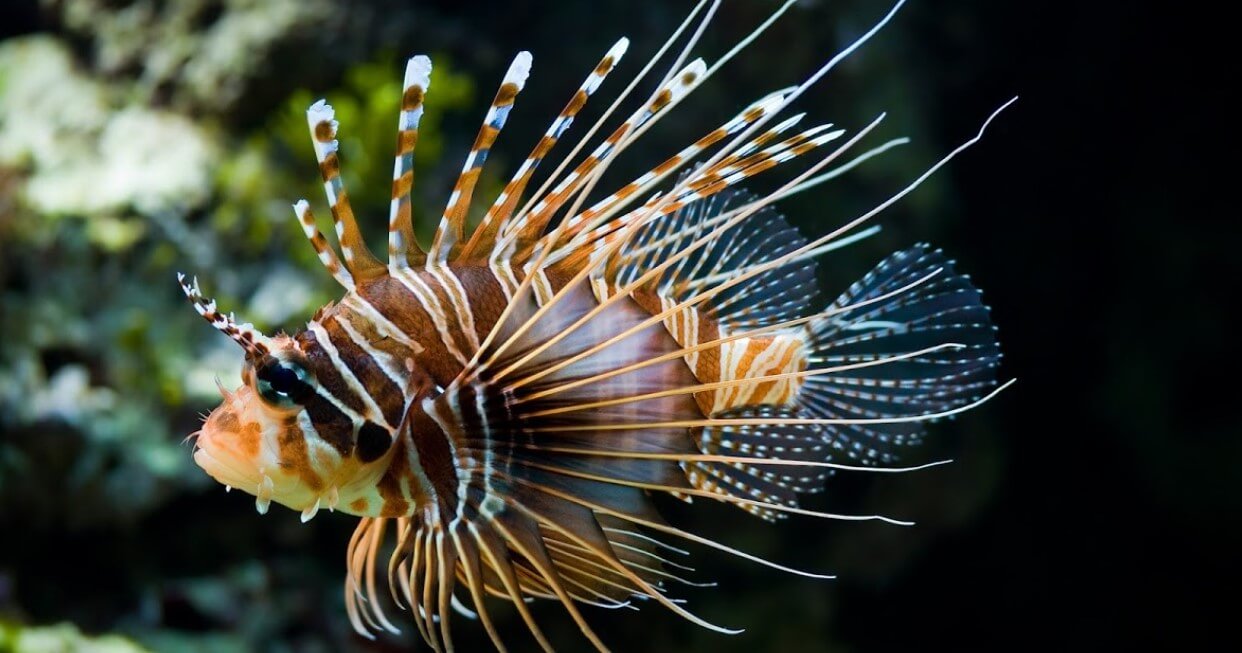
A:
182 2 1008 649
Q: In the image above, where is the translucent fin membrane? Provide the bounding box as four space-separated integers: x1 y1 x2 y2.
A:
804 245 1001 463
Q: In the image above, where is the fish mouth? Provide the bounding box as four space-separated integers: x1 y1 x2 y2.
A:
192 431 264 495
191 395 326 516
193 430 288 515
191 389 278 506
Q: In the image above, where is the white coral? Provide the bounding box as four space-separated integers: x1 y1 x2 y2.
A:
0 36 218 217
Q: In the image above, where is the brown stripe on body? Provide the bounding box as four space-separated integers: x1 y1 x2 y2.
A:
295 392 355 456
626 286 721 417
713 335 804 411
353 268 506 388
335 306 424 386
446 265 510 345
297 330 370 418
406 404 460 513
353 276 457 386
376 434 414 517
279 414 326 492
620 294 806 415
404 269 477 360
320 315 405 427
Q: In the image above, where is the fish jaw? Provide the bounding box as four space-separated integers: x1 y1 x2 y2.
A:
191 386 325 516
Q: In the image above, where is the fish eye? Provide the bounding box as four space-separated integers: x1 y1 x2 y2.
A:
255 357 313 407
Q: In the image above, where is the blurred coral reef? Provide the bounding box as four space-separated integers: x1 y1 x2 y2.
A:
1 621 151 653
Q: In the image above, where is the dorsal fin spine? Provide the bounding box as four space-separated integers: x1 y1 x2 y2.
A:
305 100 386 280
429 51 533 265
459 38 631 263
389 55 432 271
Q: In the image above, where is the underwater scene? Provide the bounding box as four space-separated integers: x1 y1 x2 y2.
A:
1 1 1230 652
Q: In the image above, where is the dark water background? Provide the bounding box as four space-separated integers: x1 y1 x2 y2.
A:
0 1 1231 651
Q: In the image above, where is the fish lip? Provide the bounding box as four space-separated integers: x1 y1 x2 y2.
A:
192 436 263 494
192 429 323 513
193 387 270 492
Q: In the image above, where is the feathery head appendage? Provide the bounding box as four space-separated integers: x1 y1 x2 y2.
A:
389 55 434 271
294 199 356 291
305 100 386 280
179 275 358 514
178 272 274 359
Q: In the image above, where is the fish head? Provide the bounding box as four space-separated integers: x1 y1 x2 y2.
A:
193 331 400 518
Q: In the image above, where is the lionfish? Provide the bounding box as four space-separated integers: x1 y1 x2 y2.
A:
181 1 1012 650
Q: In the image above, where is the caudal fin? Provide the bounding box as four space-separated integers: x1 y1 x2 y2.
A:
803 244 1001 464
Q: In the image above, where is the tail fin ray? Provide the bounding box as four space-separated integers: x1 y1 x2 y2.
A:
804 244 1001 463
